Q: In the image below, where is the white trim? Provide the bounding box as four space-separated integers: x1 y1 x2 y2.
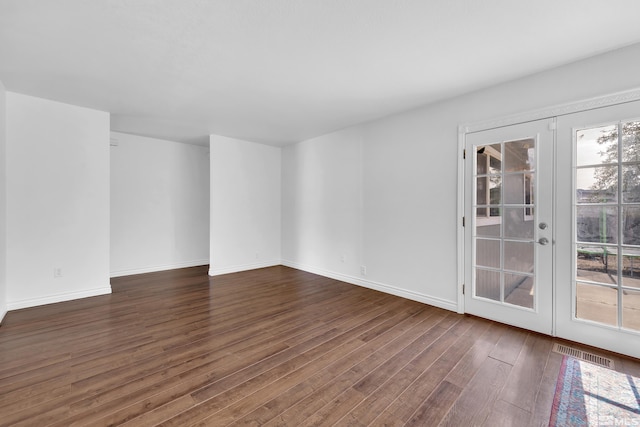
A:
7 286 112 311
282 260 458 313
208 260 280 276
464 88 640 134
0 309 6 325
457 126 466 314
551 117 558 337
110 259 209 278
570 123 579 330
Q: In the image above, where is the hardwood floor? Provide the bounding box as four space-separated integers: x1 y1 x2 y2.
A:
1 265 638 426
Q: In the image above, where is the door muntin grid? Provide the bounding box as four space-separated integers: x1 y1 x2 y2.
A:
473 138 537 310
574 120 640 332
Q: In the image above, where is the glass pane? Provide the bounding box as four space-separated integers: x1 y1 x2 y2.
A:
576 282 618 327
622 165 640 202
476 239 500 269
476 269 500 301
621 247 640 288
504 139 535 172
576 206 617 244
504 207 534 239
524 174 533 207
504 273 534 309
476 177 501 205
477 152 487 174
576 124 618 166
504 241 534 273
623 206 640 245
622 288 640 331
490 176 501 206
576 166 617 203
487 144 502 174
476 177 487 205
504 174 524 204
477 143 502 174
476 213 501 237
503 173 535 207
489 156 501 174
622 120 640 164
576 246 616 285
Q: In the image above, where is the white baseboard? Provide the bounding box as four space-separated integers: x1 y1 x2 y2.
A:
281 260 458 313
110 259 209 278
5 262 456 314
208 260 280 276
0 307 6 325
7 286 112 311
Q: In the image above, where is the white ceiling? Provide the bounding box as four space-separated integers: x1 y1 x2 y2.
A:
2 1 640 147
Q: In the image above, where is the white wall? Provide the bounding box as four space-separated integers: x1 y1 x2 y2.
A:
0 80 6 322
6 93 111 309
282 128 363 277
282 42 640 312
209 135 281 275
110 132 209 276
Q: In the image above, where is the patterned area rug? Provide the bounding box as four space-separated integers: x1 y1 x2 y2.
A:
549 356 640 426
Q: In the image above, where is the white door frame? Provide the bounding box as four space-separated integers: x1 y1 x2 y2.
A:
457 88 640 323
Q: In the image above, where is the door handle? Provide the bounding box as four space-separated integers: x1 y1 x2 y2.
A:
538 237 549 245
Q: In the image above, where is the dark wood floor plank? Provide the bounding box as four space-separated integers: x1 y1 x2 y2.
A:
261 310 449 427
158 301 429 426
489 326 528 365
443 321 505 389
261 310 444 424
438 356 512 426
266 314 458 426
0 265 637 426
483 398 531 427
528 349 563 427
339 319 488 427
61 307 372 424
367 317 480 425
232 307 441 426
499 333 554 413
404 380 462 427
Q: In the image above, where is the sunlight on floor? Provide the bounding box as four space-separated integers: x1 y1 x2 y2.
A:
577 360 640 426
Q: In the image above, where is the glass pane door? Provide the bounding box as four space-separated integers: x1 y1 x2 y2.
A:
465 118 553 335
556 100 640 359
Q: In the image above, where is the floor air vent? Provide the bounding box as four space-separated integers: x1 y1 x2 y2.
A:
552 343 615 369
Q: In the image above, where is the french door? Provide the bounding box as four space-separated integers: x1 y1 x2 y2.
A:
464 118 554 335
463 102 640 359
556 101 640 358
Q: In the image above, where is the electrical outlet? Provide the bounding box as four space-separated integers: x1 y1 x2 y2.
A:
54 268 63 278
255 252 260 260
360 266 367 276
340 254 346 263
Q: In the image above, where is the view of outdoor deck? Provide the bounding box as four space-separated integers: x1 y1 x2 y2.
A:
576 251 640 330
